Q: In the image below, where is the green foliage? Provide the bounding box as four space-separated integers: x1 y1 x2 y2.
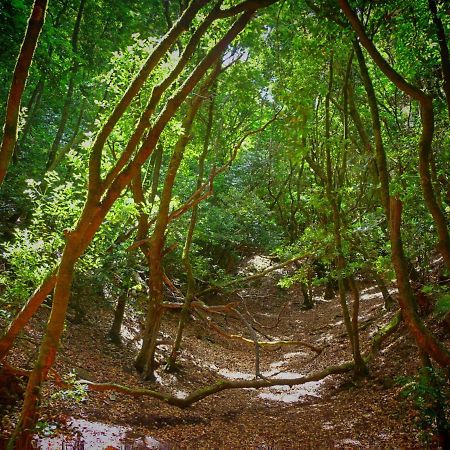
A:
0 147 138 310
51 370 88 404
277 264 308 289
198 187 281 252
0 2 449 422
434 292 450 318
34 373 87 435
1 171 82 303
397 367 450 444
35 420 59 438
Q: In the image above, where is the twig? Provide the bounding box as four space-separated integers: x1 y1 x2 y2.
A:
197 312 322 353
232 307 262 379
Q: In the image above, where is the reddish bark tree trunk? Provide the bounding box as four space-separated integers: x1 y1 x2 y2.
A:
338 0 450 272
0 0 48 185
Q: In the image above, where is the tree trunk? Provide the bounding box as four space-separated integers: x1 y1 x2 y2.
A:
136 64 220 379
0 271 56 361
418 99 450 272
6 8 268 443
0 7 259 366
339 0 450 272
323 52 365 373
300 282 313 310
109 294 127 345
46 0 85 170
87 0 210 191
0 0 48 185
371 270 395 309
340 0 450 367
136 242 166 379
389 198 450 367
9 235 80 448
353 40 389 221
428 0 450 120
149 143 164 209
348 277 368 376
166 80 216 371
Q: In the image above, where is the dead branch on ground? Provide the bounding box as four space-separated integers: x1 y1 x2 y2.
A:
80 360 355 408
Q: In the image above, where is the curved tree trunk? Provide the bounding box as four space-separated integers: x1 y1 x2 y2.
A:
323 52 367 375
5 7 273 445
390 198 450 366
9 235 80 449
353 40 390 221
0 0 48 186
136 64 221 379
339 0 450 367
0 6 263 369
418 99 450 271
339 0 450 272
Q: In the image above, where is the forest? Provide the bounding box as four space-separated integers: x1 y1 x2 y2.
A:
0 0 449 448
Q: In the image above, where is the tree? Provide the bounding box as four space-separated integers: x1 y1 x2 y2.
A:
0 0 48 185
1 1 279 446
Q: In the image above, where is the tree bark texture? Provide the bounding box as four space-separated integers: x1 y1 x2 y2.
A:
389 198 450 367
167 78 216 370
0 0 48 186
0 6 265 370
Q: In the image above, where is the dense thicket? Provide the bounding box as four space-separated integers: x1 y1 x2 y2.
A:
0 0 449 446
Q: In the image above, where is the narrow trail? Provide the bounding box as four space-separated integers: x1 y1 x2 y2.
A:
5 256 424 448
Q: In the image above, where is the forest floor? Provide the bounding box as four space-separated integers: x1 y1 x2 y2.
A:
2 255 446 449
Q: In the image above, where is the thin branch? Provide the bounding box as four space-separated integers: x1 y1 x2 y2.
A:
197 311 322 353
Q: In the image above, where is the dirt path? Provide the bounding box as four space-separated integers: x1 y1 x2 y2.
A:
3 256 427 448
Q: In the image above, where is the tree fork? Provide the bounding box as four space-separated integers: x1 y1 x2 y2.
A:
5 3 278 444
166 75 216 371
0 1 275 365
136 63 221 379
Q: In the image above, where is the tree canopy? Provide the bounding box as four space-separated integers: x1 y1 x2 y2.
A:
0 0 449 447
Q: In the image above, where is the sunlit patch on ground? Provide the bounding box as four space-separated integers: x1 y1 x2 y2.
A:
216 369 324 404
34 418 163 449
258 373 324 404
359 286 398 302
